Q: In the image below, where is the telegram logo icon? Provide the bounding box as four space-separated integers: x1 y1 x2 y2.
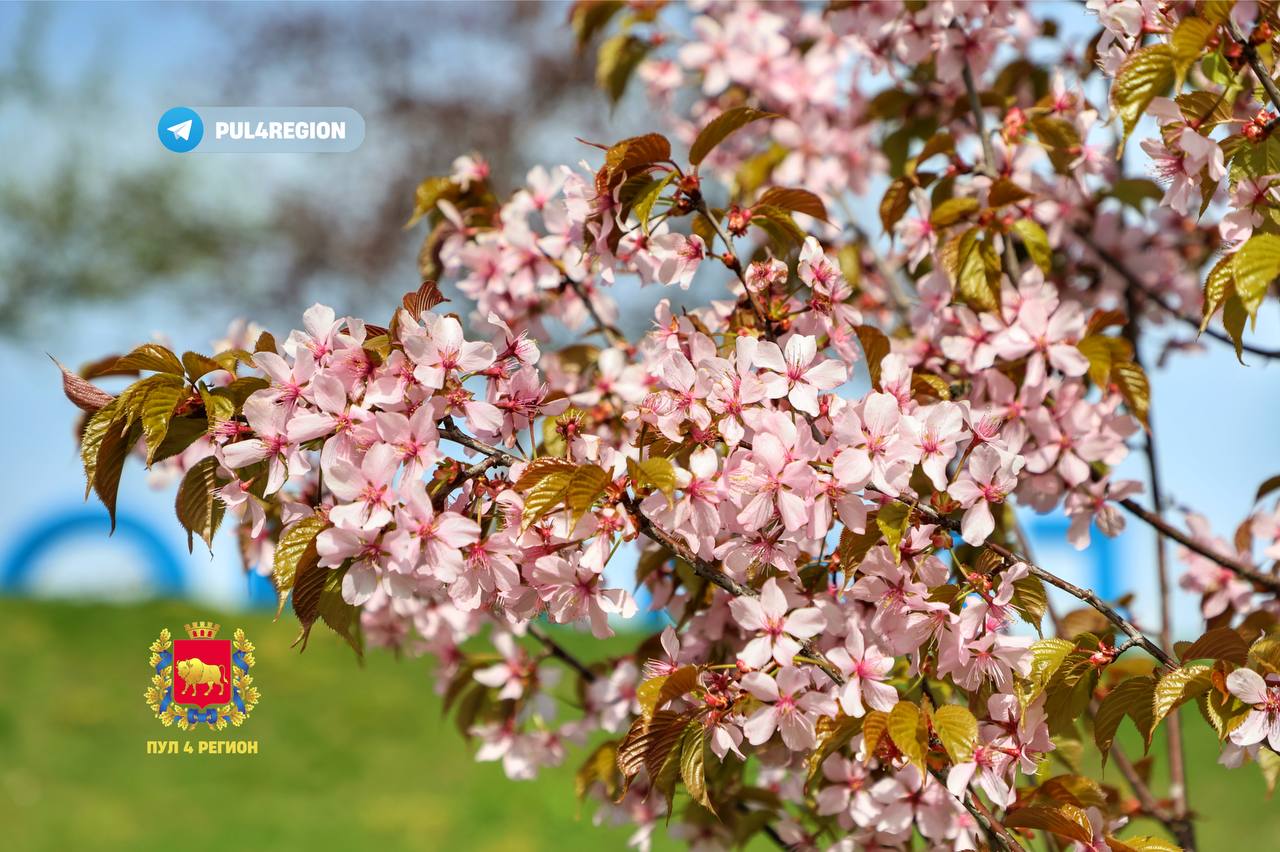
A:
157 107 204 153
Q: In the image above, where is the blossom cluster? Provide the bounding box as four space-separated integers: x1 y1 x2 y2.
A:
65 2 1280 851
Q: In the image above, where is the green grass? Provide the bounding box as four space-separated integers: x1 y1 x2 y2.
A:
0 598 1274 851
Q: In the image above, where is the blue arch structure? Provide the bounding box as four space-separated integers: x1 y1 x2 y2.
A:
0 506 186 596
1023 514 1120 601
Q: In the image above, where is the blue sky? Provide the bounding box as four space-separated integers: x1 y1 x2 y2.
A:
1 2 1277 638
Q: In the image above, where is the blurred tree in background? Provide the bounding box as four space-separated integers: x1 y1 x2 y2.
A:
0 1 609 335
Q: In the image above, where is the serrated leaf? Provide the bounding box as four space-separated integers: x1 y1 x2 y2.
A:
1113 359 1151 428
855 325 891 390
515 457 578 491
887 701 925 771
272 515 329 604
113 343 184 375
1111 45 1176 152
1028 638 1076 694
689 106 777 166
294 562 363 658
1094 675 1156 761
174 456 226 553
1011 218 1052 273
140 382 186 465
875 501 911 563
520 470 575 531
181 351 222 381
617 709 688 791
1109 836 1182 852
606 133 671 180
807 714 863 786
947 227 1001 311
1232 233 1280 318
1170 16 1215 85
1004 804 1094 844
679 723 714 813
1201 255 1234 333
1178 626 1250 665
1222 291 1248 364
1152 664 1213 729
94 418 141 533
933 704 978 763
755 186 829 222
567 463 611 526
628 456 678 500
1010 574 1048 630
930 196 979 228
80 399 122 497
860 709 890 762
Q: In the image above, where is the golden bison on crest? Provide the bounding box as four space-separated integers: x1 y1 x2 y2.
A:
177 657 227 696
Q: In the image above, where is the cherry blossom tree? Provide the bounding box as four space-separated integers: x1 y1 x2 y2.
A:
59 2 1280 850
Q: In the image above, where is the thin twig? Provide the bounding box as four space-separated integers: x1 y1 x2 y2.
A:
962 57 1023 282
1075 227 1280 360
875 488 1178 668
439 418 847 685
1231 19 1280 120
561 274 628 348
1122 296 1197 852
1118 497 1280 594
528 622 597 682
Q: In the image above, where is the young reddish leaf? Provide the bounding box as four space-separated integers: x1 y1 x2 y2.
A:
1177 627 1250 666
140 382 186 465
880 177 914 232
689 106 777 166
1004 804 1094 845
855 325 890 390
54 357 114 413
754 186 829 222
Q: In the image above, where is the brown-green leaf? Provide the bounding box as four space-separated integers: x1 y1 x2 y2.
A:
174 456 226 553
689 106 777 166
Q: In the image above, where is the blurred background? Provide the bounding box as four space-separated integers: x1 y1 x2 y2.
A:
1 2 1277 851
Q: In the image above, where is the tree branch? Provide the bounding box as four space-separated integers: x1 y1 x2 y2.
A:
561 274 628 349
1122 296 1197 852
873 489 1177 668
1075 227 1280 360
962 56 1022 282
1118 497 1280 594
1231 19 1280 120
438 418 848 685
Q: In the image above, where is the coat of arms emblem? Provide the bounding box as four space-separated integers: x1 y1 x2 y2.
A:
145 621 260 730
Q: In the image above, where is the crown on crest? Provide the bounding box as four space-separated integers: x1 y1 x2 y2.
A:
184 621 221 639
